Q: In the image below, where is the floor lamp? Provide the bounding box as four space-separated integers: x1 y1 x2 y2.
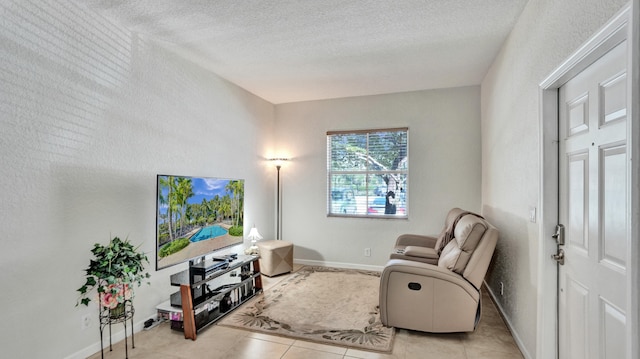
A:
270 158 288 240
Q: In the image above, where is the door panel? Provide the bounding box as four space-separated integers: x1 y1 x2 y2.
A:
568 152 588 251
558 40 628 359
602 299 626 359
568 94 589 135
600 73 627 125
565 278 588 359
601 144 626 269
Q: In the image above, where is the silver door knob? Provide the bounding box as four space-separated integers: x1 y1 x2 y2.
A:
551 249 565 265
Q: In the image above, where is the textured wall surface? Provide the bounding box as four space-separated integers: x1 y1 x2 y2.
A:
481 0 630 357
275 86 482 267
0 1 275 358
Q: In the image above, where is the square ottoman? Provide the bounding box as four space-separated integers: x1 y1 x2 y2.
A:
257 240 293 277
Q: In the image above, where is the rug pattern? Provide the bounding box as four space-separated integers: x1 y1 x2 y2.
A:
218 266 395 352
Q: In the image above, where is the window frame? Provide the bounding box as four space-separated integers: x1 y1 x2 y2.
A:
326 127 409 219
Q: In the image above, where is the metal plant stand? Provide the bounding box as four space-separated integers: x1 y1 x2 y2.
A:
99 300 135 359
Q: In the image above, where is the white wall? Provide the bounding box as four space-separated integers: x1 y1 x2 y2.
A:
481 0 630 357
275 86 482 268
0 1 275 358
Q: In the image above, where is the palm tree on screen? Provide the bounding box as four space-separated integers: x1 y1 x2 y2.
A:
175 177 194 234
158 176 176 241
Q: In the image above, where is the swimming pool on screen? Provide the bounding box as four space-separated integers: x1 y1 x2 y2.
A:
190 225 228 242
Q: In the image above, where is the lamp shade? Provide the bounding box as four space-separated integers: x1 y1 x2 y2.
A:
269 157 289 168
247 226 263 240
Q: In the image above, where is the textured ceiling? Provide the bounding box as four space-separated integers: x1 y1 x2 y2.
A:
82 0 528 104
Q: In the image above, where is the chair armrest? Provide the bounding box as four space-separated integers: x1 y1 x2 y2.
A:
395 234 438 248
403 246 438 259
381 259 478 297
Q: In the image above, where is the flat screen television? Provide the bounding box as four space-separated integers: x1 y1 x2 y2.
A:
156 174 244 270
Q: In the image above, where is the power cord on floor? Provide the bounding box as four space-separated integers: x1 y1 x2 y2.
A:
143 317 166 331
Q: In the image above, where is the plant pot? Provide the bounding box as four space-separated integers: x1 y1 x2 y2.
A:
109 303 125 319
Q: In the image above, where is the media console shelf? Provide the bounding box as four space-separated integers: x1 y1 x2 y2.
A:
169 254 262 340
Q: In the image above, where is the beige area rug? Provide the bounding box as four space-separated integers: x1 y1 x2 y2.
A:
218 266 395 352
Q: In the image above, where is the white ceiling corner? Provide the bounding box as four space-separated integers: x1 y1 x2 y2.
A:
80 0 528 104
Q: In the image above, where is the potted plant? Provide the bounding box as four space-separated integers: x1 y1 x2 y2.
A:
76 236 151 317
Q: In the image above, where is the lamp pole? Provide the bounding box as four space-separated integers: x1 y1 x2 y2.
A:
270 157 288 240
276 164 281 240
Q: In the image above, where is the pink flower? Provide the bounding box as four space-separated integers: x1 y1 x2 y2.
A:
99 283 133 309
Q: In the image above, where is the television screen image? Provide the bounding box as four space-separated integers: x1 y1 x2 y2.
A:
156 175 244 270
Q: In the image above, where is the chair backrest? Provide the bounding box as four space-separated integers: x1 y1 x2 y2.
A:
437 214 499 289
433 208 467 250
444 208 467 227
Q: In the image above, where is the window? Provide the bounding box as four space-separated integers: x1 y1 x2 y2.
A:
327 128 408 218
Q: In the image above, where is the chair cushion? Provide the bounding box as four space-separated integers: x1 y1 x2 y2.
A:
438 215 487 274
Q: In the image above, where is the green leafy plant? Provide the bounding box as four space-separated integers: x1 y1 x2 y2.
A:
76 236 151 307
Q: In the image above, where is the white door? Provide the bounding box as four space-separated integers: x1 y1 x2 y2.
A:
557 40 628 359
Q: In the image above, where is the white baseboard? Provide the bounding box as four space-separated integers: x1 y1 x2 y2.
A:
64 313 158 359
294 258 384 272
483 281 532 359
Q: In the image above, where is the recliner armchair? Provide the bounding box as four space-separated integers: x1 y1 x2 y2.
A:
389 207 469 265
379 212 498 333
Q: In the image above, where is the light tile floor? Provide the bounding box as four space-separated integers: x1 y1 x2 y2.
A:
89 265 524 359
